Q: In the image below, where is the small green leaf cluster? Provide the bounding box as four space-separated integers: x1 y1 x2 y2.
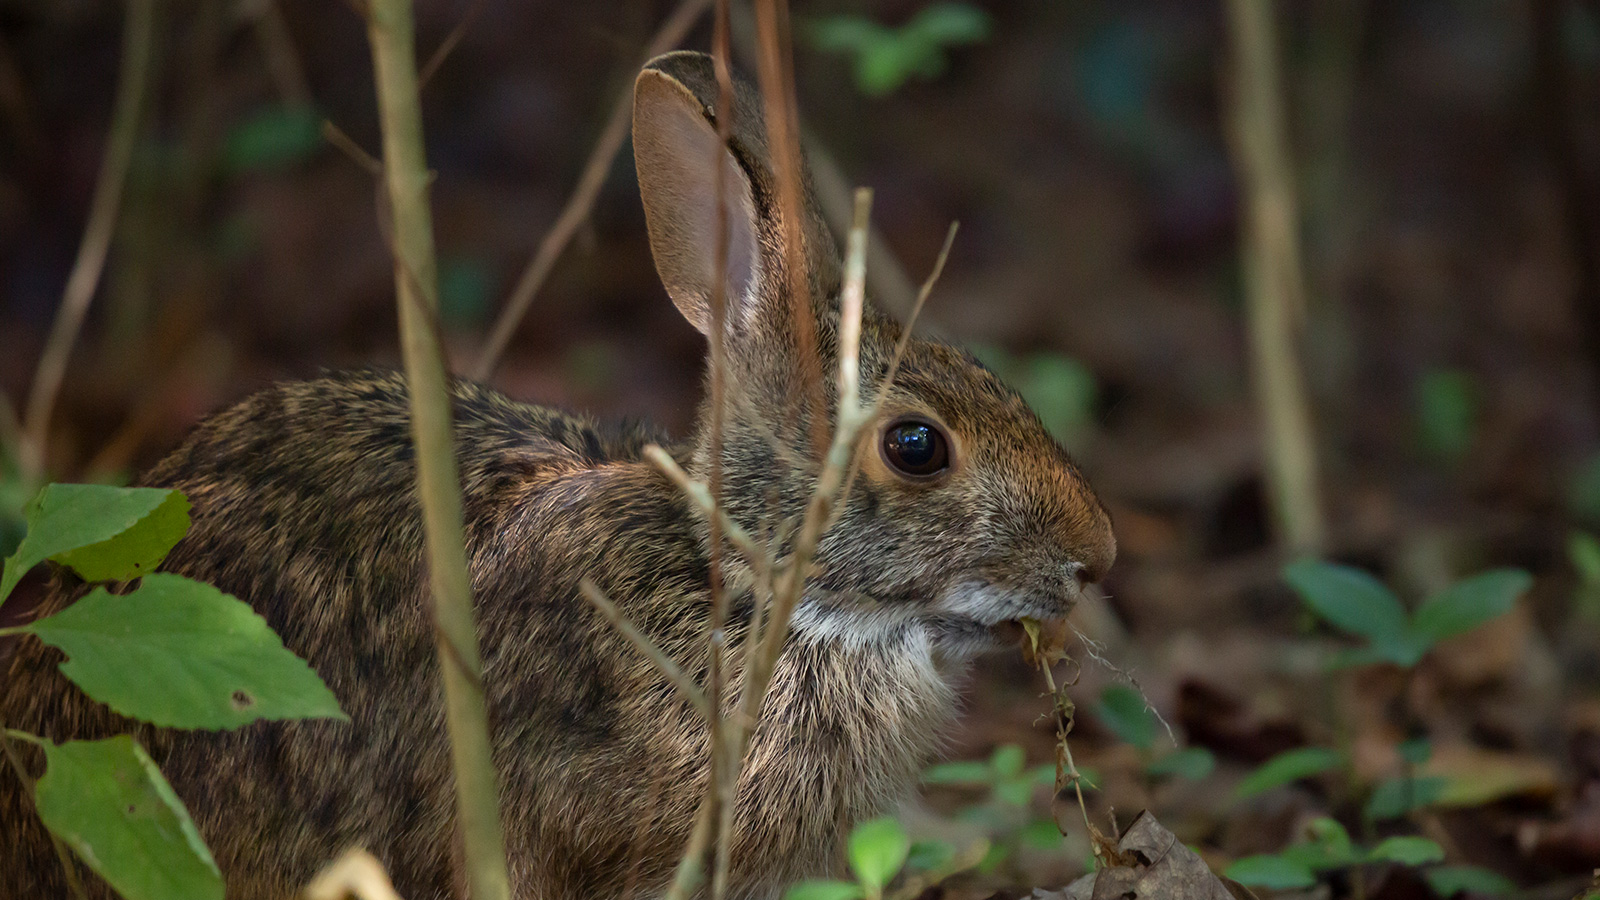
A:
922 744 1064 873
1285 559 1530 668
808 3 991 97
1224 816 1512 897
1094 684 1216 782
1 483 345 900
222 105 323 173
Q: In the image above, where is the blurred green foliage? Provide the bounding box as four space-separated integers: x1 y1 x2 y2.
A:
970 345 1097 450
1414 369 1478 463
808 3 991 96
222 105 322 173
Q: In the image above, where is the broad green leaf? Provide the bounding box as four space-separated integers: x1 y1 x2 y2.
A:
847 817 909 891
1424 865 1516 897
1364 775 1447 821
1145 746 1216 780
905 839 954 871
1224 855 1316 889
1096 683 1157 750
1367 836 1445 866
922 759 991 786
1284 559 1408 644
2 484 189 601
1234 747 1344 799
25 573 345 728
223 105 322 172
1015 353 1097 446
1028 763 1057 786
1412 569 1531 643
783 880 863 900
33 736 222 900
990 743 1025 778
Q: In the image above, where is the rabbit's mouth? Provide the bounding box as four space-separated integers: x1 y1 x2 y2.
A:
926 580 1076 654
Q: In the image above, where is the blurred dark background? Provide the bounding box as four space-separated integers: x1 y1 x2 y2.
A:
3 0 1600 892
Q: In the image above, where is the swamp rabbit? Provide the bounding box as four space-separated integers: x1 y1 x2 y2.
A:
0 51 1115 900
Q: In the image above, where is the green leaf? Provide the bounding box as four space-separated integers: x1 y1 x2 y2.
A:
1286 817 1358 869
847 817 909 891
1570 452 1600 523
24 572 346 728
1284 559 1408 645
1424 865 1516 897
807 17 890 53
1028 763 1057 786
223 105 322 172
905 839 954 872
1096 683 1157 750
990 743 1025 778
1366 836 1445 866
33 736 222 900
1412 569 1531 643
1234 747 1344 799
1364 775 1447 821
1415 369 1478 462
1145 746 1216 780
1018 818 1065 849
922 759 992 786
2 484 189 602
1224 855 1317 889
783 880 864 900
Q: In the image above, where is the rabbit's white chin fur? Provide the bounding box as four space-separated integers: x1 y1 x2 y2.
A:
787 581 1070 657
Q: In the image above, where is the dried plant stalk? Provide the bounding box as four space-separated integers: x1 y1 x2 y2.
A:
474 0 713 380
363 1 510 897
1224 0 1326 554
20 0 154 484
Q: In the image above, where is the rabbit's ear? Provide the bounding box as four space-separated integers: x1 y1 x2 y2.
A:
633 59 763 336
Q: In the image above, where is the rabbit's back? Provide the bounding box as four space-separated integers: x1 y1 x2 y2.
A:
0 371 721 899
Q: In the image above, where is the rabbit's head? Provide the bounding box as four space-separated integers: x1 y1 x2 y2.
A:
634 52 1114 656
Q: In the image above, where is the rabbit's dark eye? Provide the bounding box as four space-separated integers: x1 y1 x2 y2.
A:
881 417 950 480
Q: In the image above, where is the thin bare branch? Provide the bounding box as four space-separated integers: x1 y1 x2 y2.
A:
322 120 384 175
1224 0 1326 554
642 446 770 581
417 0 487 89
706 5 738 894
248 0 313 107
19 0 155 484
474 0 713 380
751 0 827 455
734 188 874 752
364 0 509 897
578 578 711 719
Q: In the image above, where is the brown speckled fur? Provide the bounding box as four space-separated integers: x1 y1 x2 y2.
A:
0 53 1114 900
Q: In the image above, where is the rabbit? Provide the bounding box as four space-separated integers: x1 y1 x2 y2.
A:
0 50 1115 900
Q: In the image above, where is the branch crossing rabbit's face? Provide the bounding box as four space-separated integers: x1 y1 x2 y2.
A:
635 53 1115 660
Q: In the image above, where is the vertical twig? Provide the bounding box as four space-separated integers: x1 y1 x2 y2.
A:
1223 0 1326 554
19 0 155 485
473 0 713 381
707 2 737 897
726 4 918 319
362 2 511 899
752 0 828 454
